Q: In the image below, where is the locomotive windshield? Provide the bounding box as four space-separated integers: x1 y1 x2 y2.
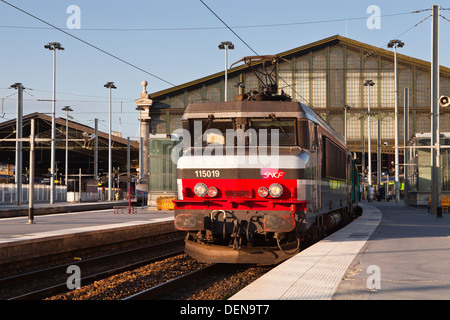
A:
188 117 297 147
190 118 234 146
248 119 296 146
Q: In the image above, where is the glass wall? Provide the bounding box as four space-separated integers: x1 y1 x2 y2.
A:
148 139 177 192
154 43 449 143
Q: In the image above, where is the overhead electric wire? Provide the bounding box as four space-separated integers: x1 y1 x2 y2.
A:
362 13 431 61
197 0 319 106
0 9 429 32
441 14 450 23
199 0 434 109
0 0 179 89
199 0 258 56
26 88 135 102
0 1 440 112
391 14 432 40
199 0 312 105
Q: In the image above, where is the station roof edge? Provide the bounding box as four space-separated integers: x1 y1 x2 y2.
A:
0 112 139 147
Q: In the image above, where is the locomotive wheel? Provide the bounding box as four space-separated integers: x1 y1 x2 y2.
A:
304 223 320 245
342 207 350 223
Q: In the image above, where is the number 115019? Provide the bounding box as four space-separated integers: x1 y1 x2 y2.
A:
194 170 220 178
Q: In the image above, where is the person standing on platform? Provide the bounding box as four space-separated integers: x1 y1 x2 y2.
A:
369 185 375 202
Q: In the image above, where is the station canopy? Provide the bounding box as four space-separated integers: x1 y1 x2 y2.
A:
0 112 139 182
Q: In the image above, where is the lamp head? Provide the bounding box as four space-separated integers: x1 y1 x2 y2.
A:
218 41 234 50
388 39 404 48
44 42 64 50
104 82 117 89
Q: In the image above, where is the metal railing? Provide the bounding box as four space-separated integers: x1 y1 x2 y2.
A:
0 184 67 204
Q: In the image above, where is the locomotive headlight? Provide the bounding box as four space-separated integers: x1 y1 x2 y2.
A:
194 183 208 197
207 187 218 197
258 187 269 198
268 183 283 198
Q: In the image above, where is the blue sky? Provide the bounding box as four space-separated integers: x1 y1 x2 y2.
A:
0 0 448 139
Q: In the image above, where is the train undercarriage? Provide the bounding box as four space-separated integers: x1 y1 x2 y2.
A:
175 206 353 264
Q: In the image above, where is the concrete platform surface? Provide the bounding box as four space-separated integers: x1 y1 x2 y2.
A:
0 208 173 244
0 207 176 268
232 201 450 300
334 201 450 300
0 200 131 218
231 202 382 300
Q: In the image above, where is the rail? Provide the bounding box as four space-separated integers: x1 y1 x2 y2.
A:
3 239 184 300
123 264 218 300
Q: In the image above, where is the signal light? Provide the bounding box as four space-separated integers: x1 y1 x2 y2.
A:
194 183 208 197
258 187 269 198
207 187 218 197
269 183 283 198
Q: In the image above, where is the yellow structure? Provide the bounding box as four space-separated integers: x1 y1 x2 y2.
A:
156 196 176 210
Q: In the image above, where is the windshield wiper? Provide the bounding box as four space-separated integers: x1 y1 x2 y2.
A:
202 114 214 131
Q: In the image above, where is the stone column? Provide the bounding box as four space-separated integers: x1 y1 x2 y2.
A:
135 81 153 182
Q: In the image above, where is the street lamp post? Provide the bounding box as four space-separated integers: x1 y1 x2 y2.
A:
218 41 234 102
44 42 64 204
364 80 375 188
10 83 23 206
388 39 404 203
104 82 117 201
62 106 73 186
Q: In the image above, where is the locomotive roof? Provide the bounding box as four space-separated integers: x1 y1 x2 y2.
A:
183 101 313 120
182 101 345 147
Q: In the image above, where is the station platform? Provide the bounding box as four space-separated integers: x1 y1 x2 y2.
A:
231 201 450 300
0 204 176 270
0 200 132 218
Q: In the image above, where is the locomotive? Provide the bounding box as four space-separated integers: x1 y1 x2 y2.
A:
173 57 360 264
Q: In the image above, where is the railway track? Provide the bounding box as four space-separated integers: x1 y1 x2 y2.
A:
122 217 361 300
123 264 218 300
3 216 358 300
2 238 185 300
123 263 272 300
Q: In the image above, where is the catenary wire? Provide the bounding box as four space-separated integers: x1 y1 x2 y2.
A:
0 0 181 90
0 1 440 112
199 1 432 108
0 9 430 32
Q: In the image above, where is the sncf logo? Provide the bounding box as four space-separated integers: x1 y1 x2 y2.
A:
262 168 285 179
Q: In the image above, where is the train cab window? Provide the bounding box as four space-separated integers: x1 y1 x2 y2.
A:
249 118 297 146
297 120 310 149
189 118 234 147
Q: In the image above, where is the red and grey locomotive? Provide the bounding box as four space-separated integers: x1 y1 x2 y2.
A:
173 57 358 264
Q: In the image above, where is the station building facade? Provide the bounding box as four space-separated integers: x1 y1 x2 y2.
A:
142 35 450 196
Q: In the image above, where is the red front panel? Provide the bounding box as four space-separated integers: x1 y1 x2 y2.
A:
174 178 306 212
